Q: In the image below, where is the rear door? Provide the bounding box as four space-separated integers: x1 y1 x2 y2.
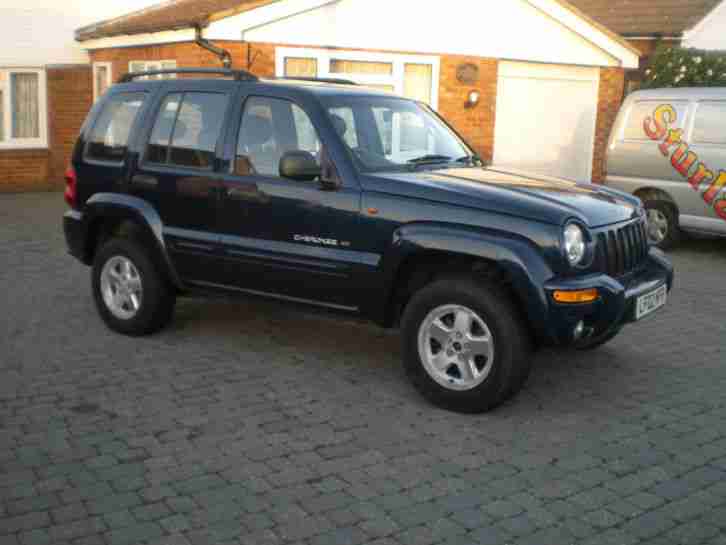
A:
130 81 235 283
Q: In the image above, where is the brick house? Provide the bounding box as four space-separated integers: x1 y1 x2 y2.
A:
0 0 158 192
74 0 642 184
568 0 724 90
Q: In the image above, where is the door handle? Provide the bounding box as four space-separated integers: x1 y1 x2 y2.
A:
131 174 158 188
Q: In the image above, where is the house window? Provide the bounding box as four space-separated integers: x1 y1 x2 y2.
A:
0 68 47 149
93 62 113 101
276 48 440 109
129 60 177 80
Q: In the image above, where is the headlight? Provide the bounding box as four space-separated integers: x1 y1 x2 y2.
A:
564 223 586 266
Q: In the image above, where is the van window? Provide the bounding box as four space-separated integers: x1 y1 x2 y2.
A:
85 92 146 162
144 92 229 169
693 102 726 145
622 101 688 141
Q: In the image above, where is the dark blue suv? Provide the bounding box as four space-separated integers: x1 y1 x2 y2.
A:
63 68 674 412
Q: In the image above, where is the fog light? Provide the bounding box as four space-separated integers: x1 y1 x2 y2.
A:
553 289 599 303
573 321 585 340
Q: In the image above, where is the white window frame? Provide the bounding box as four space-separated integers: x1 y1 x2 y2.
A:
275 47 440 110
92 62 113 102
128 60 178 80
0 68 48 150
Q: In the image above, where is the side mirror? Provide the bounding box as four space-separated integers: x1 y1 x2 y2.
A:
279 151 321 182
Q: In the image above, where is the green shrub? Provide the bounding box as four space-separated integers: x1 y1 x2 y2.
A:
641 45 726 89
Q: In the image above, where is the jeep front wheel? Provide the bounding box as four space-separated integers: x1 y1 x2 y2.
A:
401 276 532 413
92 238 176 336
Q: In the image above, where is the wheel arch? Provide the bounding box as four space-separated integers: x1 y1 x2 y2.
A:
82 194 184 290
634 187 679 214
380 223 554 344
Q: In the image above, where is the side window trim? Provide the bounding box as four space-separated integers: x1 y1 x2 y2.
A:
83 91 148 167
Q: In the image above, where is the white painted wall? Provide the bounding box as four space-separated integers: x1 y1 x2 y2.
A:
208 0 634 68
684 0 726 50
0 0 161 67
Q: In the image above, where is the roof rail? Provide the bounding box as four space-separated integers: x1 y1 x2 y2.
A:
275 77 358 85
118 68 258 83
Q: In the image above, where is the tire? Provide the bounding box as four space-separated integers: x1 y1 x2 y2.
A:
576 328 621 351
644 200 680 250
401 275 533 413
92 237 176 336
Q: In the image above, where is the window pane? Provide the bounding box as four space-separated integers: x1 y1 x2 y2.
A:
86 92 146 162
693 102 726 145
11 73 40 139
364 84 395 93
169 92 228 169
96 66 109 98
285 58 317 78
145 94 181 164
236 96 321 178
330 59 392 75
0 89 4 141
404 64 432 105
623 101 688 141
329 107 358 148
161 61 177 79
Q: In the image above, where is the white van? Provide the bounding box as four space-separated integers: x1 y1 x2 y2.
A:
605 88 726 249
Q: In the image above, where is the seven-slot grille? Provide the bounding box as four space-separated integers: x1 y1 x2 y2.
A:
595 219 649 277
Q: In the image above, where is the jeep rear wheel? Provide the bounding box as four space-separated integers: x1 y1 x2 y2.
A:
401 276 532 413
92 238 176 336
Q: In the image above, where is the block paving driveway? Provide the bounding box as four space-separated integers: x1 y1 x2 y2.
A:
1 193 726 545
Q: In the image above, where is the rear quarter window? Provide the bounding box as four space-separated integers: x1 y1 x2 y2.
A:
621 100 689 141
85 92 146 163
692 102 726 145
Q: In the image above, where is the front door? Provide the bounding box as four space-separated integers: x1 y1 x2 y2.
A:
215 93 363 309
130 86 233 283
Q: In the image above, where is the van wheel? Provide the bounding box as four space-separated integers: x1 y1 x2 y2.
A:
401 276 532 413
644 201 679 250
92 238 176 336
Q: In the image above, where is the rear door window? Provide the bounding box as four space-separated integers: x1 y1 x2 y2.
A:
692 102 726 145
144 92 229 169
85 92 146 162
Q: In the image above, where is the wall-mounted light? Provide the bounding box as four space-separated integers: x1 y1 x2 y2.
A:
466 90 481 109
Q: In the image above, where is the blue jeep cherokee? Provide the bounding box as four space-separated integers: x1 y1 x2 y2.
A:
63 68 674 413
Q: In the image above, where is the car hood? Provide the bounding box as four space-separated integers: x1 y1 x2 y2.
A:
362 166 642 228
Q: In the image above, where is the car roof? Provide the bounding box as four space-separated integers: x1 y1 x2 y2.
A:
628 87 726 101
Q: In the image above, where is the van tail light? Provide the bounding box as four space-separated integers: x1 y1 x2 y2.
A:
64 166 77 208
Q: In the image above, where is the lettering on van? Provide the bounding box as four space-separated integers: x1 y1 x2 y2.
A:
643 104 726 222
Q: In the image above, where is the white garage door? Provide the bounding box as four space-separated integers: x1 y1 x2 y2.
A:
493 62 600 182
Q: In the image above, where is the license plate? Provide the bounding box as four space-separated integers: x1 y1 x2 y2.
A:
636 284 667 320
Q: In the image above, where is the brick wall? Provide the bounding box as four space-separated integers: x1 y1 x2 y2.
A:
0 65 92 193
438 56 498 162
47 65 93 185
592 67 625 184
0 150 50 192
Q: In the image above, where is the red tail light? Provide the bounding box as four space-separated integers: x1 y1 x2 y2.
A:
64 166 77 208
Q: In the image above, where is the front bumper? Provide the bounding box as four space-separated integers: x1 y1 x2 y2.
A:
543 247 674 347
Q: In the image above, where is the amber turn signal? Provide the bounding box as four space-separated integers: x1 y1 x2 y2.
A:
552 288 599 304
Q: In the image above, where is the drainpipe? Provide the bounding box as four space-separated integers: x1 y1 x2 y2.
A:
194 25 232 69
